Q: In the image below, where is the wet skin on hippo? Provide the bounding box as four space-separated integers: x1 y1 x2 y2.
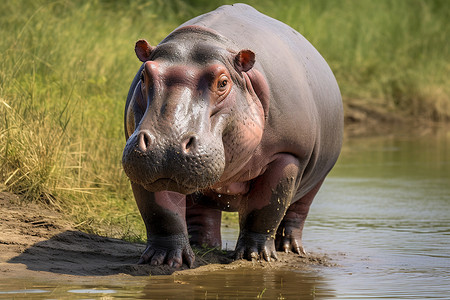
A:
122 4 343 268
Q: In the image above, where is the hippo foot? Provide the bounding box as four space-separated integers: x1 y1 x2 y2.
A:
234 231 278 262
275 230 307 257
138 234 195 268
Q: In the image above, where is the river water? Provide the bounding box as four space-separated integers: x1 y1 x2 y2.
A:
1 131 449 299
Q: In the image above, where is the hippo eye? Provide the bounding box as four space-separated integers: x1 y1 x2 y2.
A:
217 75 229 91
140 70 145 82
219 79 227 88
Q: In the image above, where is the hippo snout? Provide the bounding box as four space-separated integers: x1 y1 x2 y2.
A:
122 130 225 194
134 129 199 158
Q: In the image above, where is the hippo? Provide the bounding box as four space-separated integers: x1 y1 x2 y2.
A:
122 3 343 268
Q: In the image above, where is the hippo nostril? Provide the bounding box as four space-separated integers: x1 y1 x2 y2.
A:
182 136 197 154
138 131 152 152
186 137 195 149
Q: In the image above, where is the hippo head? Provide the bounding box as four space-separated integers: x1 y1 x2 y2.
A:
122 26 266 194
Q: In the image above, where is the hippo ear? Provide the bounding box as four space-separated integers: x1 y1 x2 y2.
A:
234 50 255 72
135 39 154 62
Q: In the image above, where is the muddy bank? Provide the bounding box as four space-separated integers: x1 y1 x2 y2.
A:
0 192 334 279
343 99 448 138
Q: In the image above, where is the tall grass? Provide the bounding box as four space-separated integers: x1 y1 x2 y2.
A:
259 0 450 120
0 0 448 240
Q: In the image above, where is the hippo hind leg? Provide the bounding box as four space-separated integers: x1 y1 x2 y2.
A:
275 178 324 256
186 195 222 248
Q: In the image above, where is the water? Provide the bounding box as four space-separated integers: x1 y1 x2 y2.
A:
303 133 450 299
1 132 449 299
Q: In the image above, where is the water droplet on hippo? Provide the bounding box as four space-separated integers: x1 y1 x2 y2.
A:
218 194 222 198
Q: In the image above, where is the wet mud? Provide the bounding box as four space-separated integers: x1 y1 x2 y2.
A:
0 192 334 280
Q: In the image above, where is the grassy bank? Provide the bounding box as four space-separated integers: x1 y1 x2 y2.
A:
1 0 448 240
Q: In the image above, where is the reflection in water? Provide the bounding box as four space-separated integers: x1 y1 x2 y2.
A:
68 288 116 294
0 289 49 295
142 269 335 299
0 133 449 299
0 271 335 299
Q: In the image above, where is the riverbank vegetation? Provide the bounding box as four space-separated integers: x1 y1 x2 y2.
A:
1 0 448 240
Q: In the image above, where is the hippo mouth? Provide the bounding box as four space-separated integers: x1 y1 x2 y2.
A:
141 177 204 194
122 129 226 195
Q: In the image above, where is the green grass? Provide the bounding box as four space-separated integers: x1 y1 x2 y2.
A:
0 0 448 240
258 0 450 120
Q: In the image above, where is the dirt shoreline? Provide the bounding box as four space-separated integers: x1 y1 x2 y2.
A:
0 192 335 280
343 99 449 138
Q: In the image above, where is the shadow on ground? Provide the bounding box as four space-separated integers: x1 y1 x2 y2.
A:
8 230 181 276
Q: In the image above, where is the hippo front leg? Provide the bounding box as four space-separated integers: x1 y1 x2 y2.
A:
131 183 195 268
235 154 300 261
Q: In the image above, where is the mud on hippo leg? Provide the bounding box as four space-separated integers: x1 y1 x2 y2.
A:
131 183 195 268
275 178 324 256
186 194 222 248
235 154 300 261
